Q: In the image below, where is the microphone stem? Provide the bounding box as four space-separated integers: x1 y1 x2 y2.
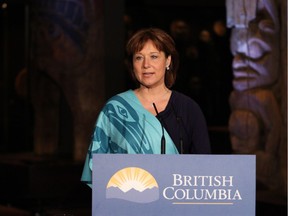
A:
180 138 183 154
161 136 166 154
152 103 166 154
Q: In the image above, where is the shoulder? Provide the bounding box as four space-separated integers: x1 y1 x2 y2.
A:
170 90 205 119
106 90 133 103
171 90 200 108
103 89 137 114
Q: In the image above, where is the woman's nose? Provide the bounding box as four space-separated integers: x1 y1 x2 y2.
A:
142 57 150 68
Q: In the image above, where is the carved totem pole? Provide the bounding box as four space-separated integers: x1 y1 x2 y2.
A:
226 0 286 198
29 0 105 161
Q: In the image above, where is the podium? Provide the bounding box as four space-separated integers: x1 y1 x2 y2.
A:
92 154 255 216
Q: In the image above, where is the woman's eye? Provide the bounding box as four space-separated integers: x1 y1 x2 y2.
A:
151 55 158 59
135 56 143 61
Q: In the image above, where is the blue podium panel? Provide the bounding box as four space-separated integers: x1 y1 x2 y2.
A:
92 154 255 216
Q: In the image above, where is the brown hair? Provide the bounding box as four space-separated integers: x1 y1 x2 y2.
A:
126 28 179 88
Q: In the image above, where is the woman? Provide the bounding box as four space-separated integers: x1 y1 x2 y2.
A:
81 28 211 186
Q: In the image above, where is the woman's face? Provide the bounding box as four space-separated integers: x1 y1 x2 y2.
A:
132 40 171 88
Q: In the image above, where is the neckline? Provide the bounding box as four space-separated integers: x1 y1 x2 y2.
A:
130 89 174 116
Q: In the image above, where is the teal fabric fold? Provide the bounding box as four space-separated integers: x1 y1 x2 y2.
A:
81 90 178 186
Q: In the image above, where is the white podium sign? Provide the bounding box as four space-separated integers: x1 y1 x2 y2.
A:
92 154 255 216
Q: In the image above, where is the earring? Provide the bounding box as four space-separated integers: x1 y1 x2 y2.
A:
166 66 170 70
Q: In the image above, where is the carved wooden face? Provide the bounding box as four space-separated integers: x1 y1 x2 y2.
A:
30 0 89 76
230 0 279 91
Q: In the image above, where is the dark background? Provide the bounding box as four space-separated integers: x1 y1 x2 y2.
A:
0 0 286 215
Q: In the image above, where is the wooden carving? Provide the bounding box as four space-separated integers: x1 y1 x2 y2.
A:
227 0 286 197
29 0 105 161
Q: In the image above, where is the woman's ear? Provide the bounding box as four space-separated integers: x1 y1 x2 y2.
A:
166 55 171 68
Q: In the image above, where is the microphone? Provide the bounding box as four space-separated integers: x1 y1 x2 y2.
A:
176 117 184 154
152 103 166 154
172 105 184 154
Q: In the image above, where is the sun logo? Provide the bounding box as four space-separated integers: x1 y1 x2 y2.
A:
106 167 159 203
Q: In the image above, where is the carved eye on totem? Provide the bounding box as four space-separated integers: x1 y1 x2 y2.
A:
259 19 276 34
247 40 270 60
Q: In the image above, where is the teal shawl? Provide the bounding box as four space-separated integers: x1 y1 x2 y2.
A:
81 90 178 185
